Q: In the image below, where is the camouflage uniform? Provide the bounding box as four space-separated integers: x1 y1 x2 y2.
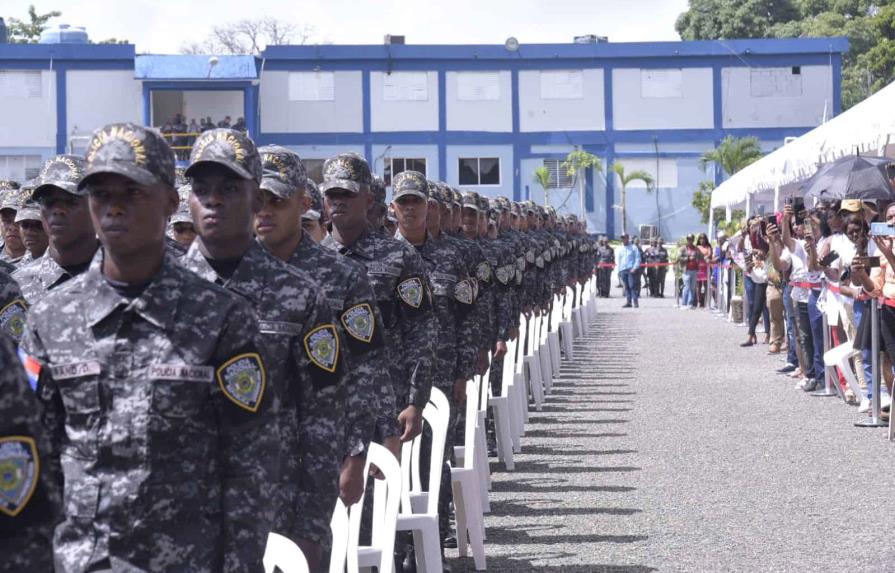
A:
183 133 345 546
0 181 24 264
21 123 278 573
0 331 62 572
320 155 436 432
13 155 97 305
1 269 27 343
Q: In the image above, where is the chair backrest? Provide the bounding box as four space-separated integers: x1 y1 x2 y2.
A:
463 377 479 469
501 336 517 393
263 532 310 573
347 443 401 573
329 499 351 573
479 351 492 406
401 388 450 516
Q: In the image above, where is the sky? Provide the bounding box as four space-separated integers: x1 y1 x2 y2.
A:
4 0 690 53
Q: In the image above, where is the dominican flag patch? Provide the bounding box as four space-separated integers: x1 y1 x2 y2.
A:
17 348 41 392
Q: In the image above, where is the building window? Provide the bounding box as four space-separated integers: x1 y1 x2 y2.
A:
0 70 42 99
288 72 335 101
303 159 325 184
384 158 427 186
457 72 500 101
459 157 500 186
383 72 429 101
0 155 43 183
640 69 683 99
543 159 574 188
538 70 583 100
750 67 803 98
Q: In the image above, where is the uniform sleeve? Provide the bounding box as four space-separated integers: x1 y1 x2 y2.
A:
454 262 480 382
291 291 346 544
338 269 392 455
398 249 436 408
209 300 279 573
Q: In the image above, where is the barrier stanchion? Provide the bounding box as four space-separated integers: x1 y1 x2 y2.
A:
856 298 886 428
811 310 840 398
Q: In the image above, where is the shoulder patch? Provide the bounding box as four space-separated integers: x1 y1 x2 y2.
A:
341 304 375 343
454 279 474 305
216 353 266 412
0 299 28 343
0 436 40 517
397 277 424 309
476 261 492 283
304 324 340 372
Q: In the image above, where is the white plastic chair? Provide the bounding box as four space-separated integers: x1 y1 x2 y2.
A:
537 313 553 394
500 335 523 453
329 499 352 573
524 316 545 412
264 532 311 573
396 388 449 573
347 443 402 573
450 378 487 571
490 342 517 469
823 342 863 401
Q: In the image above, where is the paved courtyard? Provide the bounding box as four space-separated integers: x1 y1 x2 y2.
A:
451 287 895 572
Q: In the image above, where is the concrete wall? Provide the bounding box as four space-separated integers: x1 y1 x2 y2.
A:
445 144 513 199
518 69 605 132
370 71 438 132
260 70 363 133
66 70 142 143
612 68 714 130
0 70 56 148
445 71 512 132
722 65 832 128
182 90 243 125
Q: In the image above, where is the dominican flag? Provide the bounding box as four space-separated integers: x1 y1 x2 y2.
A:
17 348 41 392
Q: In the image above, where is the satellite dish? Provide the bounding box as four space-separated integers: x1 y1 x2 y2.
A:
505 37 519 52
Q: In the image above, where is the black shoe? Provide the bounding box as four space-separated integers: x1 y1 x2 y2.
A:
633 302 639 308
621 303 632 308
776 364 797 374
442 535 458 549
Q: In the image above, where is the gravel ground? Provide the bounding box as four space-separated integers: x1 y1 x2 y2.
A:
448 282 895 573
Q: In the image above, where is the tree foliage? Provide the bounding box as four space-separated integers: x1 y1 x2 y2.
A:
698 135 763 178
532 166 552 206
6 4 61 43
610 163 655 237
181 17 313 55
676 0 895 108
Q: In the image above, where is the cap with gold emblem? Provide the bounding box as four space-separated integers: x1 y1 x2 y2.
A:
392 171 428 201
34 155 87 199
186 128 262 184
79 123 176 190
320 153 373 195
258 145 308 199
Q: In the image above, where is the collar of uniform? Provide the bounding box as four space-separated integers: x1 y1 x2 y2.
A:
35 253 69 291
287 232 320 268
324 228 375 259
183 239 268 301
83 249 181 329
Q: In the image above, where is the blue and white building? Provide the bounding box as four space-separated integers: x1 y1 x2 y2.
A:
0 36 847 238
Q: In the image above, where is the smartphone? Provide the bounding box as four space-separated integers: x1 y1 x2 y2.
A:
871 222 895 237
765 214 777 227
854 255 881 269
818 250 839 267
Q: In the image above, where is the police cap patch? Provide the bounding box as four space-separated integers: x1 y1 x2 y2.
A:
397 277 424 309
341 304 375 343
0 436 40 517
304 324 340 373
216 353 266 412
476 261 492 283
454 279 474 305
0 299 27 343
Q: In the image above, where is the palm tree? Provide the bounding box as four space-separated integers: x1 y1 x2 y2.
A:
610 163 654 237
533 166 552 207
561 149 603 219
699 135 763 178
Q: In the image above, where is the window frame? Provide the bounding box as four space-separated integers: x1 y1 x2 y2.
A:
384 157 427 187
458 157 501 187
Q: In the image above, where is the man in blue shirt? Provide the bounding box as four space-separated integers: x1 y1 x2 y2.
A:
616 233 641 308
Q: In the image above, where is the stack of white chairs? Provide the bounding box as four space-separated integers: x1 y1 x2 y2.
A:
315 275 598 572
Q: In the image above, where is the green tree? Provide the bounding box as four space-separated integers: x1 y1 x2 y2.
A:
610 163 654 237
532 166 552 207
699 135 763 178
6 4 61 44
561 149 603 219
691 180 717 224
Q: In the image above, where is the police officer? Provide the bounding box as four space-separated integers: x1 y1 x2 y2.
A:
321 154 436 451
596 236 615 297
13 155 98 305
253 145 391 509
368 175 389 234
181 130 345 570
20 123 277 572
168 184 197 249
1 331 62 572
301 180 328 243
654 237 669 297
0 181 25 263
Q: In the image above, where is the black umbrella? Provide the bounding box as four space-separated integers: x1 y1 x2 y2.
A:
800 155 895 201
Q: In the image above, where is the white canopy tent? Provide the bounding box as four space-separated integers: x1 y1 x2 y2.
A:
709 81 895 222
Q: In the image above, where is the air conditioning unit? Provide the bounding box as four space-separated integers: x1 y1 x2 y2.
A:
384 35 405 45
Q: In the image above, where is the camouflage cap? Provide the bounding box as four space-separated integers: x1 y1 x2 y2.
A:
320 153 373 195
371 176 386 204
477 194 490 212
392 171 428 201
522 200 536 214
0 183 24 213
449 187 463 207
80 123 176 190
174 167 187 188
34 155 87 199
171 184 194 225
14 202 41 223
488 197 504 212
258 145 307 199
302 179 324 221
186 128 262 183
461 191 481 211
